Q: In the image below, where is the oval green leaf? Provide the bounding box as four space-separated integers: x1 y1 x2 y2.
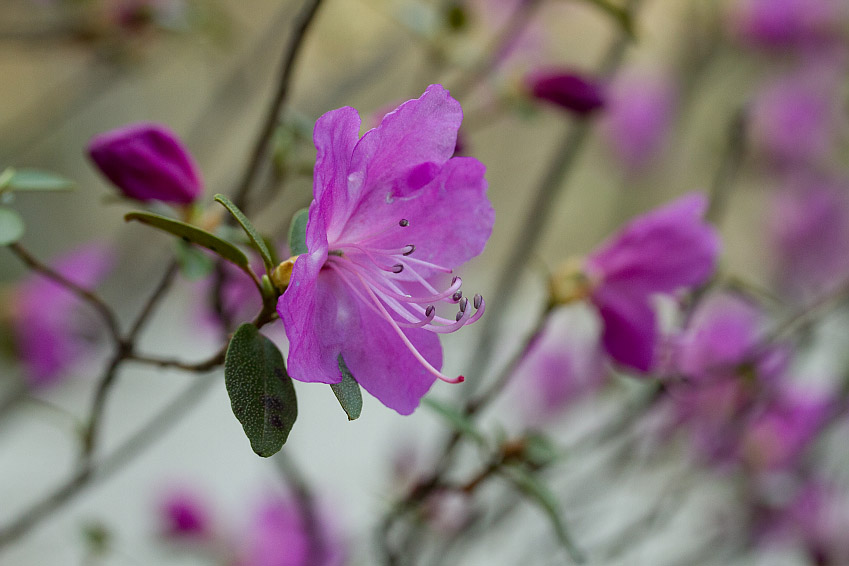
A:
214 194 274 273
0 207 25 245
288 208 309 256
125 211 250 270
332 355 363 421
225 324 298 457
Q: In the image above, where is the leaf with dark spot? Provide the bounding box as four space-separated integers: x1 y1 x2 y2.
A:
225 324 298 457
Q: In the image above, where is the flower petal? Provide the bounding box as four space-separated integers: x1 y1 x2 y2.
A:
312 106 362 242
586 193 720 295
592 284 657 372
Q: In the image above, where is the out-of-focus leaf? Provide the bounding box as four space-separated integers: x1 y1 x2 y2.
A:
522 432 562 468
0 207 25 245
174 240 214 280
125 211 250 270
2 168 75 192
288 208 309 256
214 194 274 273
502 465 585 563
423 398 485 445
225 324 298 457
331 355 363 421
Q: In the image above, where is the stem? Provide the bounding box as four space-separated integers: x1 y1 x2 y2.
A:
7 242 123 347
273 453 326 565
460 1 639 390
230 0 325 213
0 376 216 550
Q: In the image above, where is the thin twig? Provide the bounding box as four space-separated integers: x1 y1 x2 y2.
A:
0 376 216 550
125 260 179 343
273 453 326 565
7 242 123 347
230 0 325 213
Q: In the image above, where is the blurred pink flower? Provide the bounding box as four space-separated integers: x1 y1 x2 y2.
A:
524 69 606 116
601 70 677 171
727 0 844 49
12 244 114 388
238 494 346 566
511 304 606 425
585 193 720 372
749 71 839 167
158 486 213 539
769 175 849 302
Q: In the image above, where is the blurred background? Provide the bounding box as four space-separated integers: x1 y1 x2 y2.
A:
1 0 848 564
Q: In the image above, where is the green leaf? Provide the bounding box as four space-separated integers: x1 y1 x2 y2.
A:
174 240 214 280
422 398 486 445
331 355 363 421
522 432 562 468
0 207 25 245
502 466 585 563
125 211 250 271
4 168 75 192
579 0 635 38
288 208 309 256
225 324 298 457
214 194 274 273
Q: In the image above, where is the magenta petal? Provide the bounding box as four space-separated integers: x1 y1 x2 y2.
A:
343 156 493 273
586 193 720 295
592 285 657 372
339 301 440 416
277 248 340 385
312 107 362 242
349 84 461 205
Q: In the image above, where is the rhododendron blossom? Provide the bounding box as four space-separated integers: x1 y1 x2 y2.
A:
278 85 494 415
584 193 720 372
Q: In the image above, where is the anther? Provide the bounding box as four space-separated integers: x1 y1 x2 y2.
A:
399 219 409 227
455 311 464 322
473 294 483 310
459 297 469 313
403 245 415 256
425 305 435 318
452 291 463 302
392 264 404 274
451 276 459 285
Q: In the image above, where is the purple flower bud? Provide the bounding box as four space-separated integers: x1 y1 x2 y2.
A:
525 69 606 116
88 122 203 204
158 487 212 539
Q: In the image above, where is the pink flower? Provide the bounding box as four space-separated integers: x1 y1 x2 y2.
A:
158 486 212 539
727 0 844 49
601 70 677 171
741 389 831 472
278 85 494 415
524 69 606 116
88 122 203 204
584 193 720 372
769 175 849 302
511 304 606 424
12 244 114 388
749 71 838 167
238 494 346 566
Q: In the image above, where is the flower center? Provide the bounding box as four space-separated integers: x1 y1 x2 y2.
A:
325 218 484 384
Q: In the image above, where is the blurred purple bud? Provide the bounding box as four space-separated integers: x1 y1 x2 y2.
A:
525 69 606 116
12 244 114 388
88 122 203 204
158 487 212 539
601 70 677 171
